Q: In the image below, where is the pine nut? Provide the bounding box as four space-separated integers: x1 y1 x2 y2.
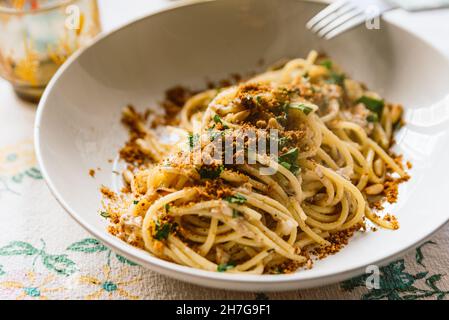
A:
365 184 384 195
374 159 384 177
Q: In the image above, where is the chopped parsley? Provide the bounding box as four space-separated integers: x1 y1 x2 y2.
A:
164 204 170 212
224 194 247 205
133 200 139 205
198 165 224 179
279 161 293 171
357 96 384 117
287 102 314 115
274 267 285 274
217 262 236 272
232 209 242 218
213 115 229 129
188 133 199 151
213 114 222 124
366 113 379 123
278 148 300 174
320 59 333 70
100 211 110 218
327 71 345 87
279 147 299 164
154 222 176 241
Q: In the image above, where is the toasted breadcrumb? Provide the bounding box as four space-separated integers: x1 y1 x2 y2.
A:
313 224 364 260
100 185 116 200
383 214 399 230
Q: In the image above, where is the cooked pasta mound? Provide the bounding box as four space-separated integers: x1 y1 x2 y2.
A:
102 51 409 274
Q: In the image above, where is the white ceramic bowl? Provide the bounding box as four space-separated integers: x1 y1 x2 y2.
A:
35 0 449 291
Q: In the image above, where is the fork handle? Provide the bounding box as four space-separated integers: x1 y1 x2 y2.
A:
387 0 449 11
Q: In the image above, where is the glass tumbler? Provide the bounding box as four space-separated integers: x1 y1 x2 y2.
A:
0 0 101 102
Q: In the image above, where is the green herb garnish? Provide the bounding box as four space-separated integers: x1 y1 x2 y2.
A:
217 262 236 272
213 114 229 129
100 211 110 218
198 165 224 179
279 161 292 171
327 72 345 86
133 200 139 205
320 59 333 70
225 194 247 205
164 204 170 212
188 133 199 151
213 114 222 124
357 96 384 116
279 148 299 164
232 209 242 218
286 102 314 115
154 222 176 241
278 148 300 174
366 113 379 123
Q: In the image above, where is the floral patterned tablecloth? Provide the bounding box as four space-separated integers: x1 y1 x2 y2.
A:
1 0 449 300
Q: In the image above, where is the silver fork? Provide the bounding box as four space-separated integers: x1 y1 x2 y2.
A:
306 0 397 40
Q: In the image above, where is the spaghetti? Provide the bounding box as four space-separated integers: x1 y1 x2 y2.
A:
103 51 409 274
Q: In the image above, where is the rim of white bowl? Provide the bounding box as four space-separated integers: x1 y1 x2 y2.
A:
35 0 449 287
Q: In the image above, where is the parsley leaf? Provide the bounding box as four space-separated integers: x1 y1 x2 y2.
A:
217 262 236 272
213 115 229 129
198 165 224 179
366 113 379 123
133 200 139 205
100 211 110 218
357 96 384 116
224 194 247 204
213 114 222 124
154 222 176 241
278 148 300 174
279 148 299 164
320 59 333 70
232 209 242 218
279 161 292 170
327 72 345 86
286 102 314 115
188 133 199 151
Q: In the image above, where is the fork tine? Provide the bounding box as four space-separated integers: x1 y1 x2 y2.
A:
310 3 357 33
317 8 364 38
306 0 349 29
323 14 368 40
